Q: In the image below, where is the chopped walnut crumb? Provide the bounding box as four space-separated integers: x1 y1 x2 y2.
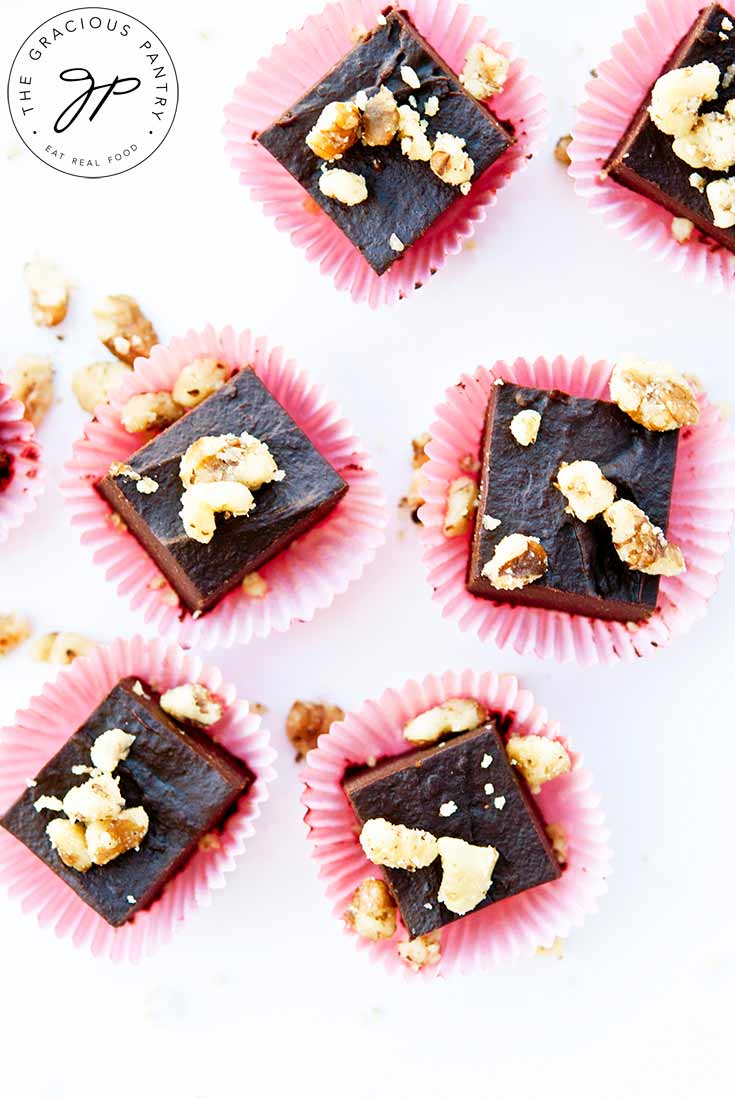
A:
108 512 128 532
160 682 224 727
609 354 699 431
443 475 478 537
8 355 54 428
706 177 735 227
689 171 706 191
400 432 430 522
673 102 735 171
120 391 181 434
199 832 221 852
31 632 95 665
482 514 501 531
94 295 158 365
546 822 568 865
603 499 685 576
242 572 268 598
398 930 441 972
350 23 368 43
397 104 432 161
510 408 541 446
90 728 136 772
172 357 228 408
319 167 369 205
481 533 548 590
389 232 405 252
344 878 397 940
649 61 720 138
180 432 284 491
24 257 69 327
360 818 439 870
72 360 130 413
306 100 361 159
537 936 564 959
555 460 617 522
436 835 498 915
62 771 124 824
506 734 571 794
554 134 573 165
400 65 421 89
47 819 92 872
424 95 439 117
430 132 474 186
136 477 158 494
0 613 31 656
86 806 149 866
179 481 256 542
459 42 509 100
34 795 64 813
286 699 345 759
362 85 399 146
404 698 487 746
671 216 694 242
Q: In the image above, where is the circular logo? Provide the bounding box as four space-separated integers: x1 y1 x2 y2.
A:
7 7 178 178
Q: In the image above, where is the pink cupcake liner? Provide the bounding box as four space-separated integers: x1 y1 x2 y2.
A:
224 0 547 308
302 669 610 977
61 326 387 649
0 635 277 963
0 377 44 543
419 356 735 665
570 0 735 294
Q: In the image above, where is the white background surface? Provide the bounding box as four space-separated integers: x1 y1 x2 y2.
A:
1 1 733 1095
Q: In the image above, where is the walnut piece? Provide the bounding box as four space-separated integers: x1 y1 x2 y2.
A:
85 806 149 866
24 257 69 327
603 499 685 576
159 682 224 726
362 86 399 146
121 391 181 434
33 795 64 813
648 61 720 138
136 477 158 494
546 822 568 865
360 818 439 870
671 216 694 242
430 132 474 186
31 632 96 665
506 734 572 794
180 432 284 491
90 728 136 772
8 355 54 427
706 177 735 227
242 571 268 598
672 103 735 170
481 533 548 590
400 64 421 89
306 101 361 159
179 481 255 543
72 360 130 413
286 699 345 759
443 475 478 537
62 772 124 824
172 357 228 408
436 835 499 915
94 295 158 365
344 878 397 940
0 613 31 656
397 104 432 161
397 930 441 972
400 431 430 522
318 168 368 205
403 698 487 746
510 409 541 446
47 819 92 873
459 42 509 100
554 134 572 165
555 460 617 522
609 354 699 431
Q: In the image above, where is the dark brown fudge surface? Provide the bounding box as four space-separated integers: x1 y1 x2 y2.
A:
466 384 679 622
0 678 252 928
607 5 735 252
258 10 513 275
344 722 560 938
97 368 348 614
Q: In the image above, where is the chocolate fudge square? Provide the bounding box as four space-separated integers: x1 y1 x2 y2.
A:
344 721 560 938
258 10 513 275
467 384 679 622
97 368 348 614
0 678 252 928
607 5 735 252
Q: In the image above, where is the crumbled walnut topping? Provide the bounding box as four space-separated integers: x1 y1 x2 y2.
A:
34 795 64 813
459 42 509 100
438 801 458 817
689 171 706 191
180 432 284 491
648 61 720 138
242 571 268 598
493 795 506 811
344 878 397 940
94 295 158 365
8 355 54 427
400 431 430 522
706 176 735 227
172 357 228 408
400 65 421 89
306 100 361 159
199 832 220 852
350 23 368 43
360 818 439 870
159 682 224 726
286 699 345 759
0 613 31 656
443 475 478 537
506 734 572 794
723 63 735 89
120 391 181 434
481 533 548 590
537 936 564 959
62 772 124 824
671 216 694 242
555 460 617 522
430 132 474 186
673 102 735 171
47 819 92 872
389 232 405 252
136 477 159 494
108 512 128 532
362 85 399 146
319 167 368 205
24 257 69 327
603 499 685 575
403 698 487 746
436 835 498 915
546 822 568 865
85 806 149 866
609 354 699 431
72 360 130 413
179 480 254 543
554 134 572 165
90 728 136 773
424 95 439 117
482 514 501 531
397 930 441 972
30 632 95 665
109 461 139 480
509 408 541 446
397 104 432 161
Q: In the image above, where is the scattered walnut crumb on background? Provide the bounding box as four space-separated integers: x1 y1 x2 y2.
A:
536 936 564 960
671 216 694 243
242 572 268 598
399 432 430 523
554 134 573 166
24 257 69 327
8 355 54 427
72 360 131 414
443 475 478 537
93 295 158 365
121 390 181 434
397 930 442 971
344 878 397 940
545 823 568 865
0 613 31 656
286 699 345 759
31 632 96 665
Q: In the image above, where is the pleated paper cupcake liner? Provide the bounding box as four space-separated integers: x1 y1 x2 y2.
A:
0 376 44 543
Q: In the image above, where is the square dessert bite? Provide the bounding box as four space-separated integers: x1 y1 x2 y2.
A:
0 678 251 928
607 4 735 250
344 718 561 938
258 10 513 275
97 368 348 614
466 381 681 622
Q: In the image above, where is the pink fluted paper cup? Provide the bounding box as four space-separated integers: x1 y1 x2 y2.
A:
0 635 277 963
420 356 735 665
224 0 547 308
0 377 44 543
570 0 735 294
61 326 386 649
302 669 610 976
